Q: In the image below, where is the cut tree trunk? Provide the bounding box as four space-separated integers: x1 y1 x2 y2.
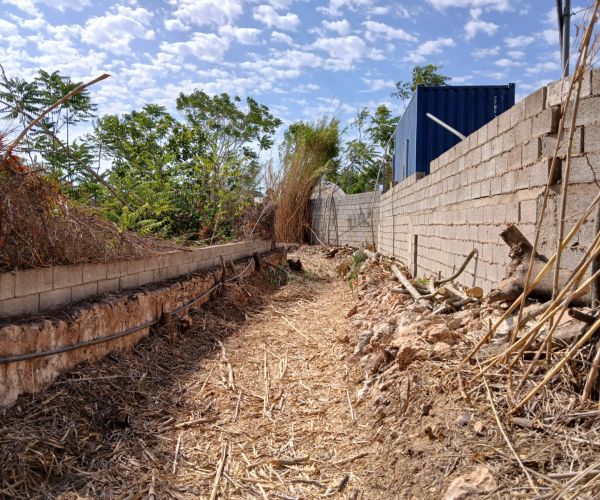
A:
488 224 557 303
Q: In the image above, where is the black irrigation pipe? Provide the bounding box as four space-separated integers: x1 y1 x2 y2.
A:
0 257 257 365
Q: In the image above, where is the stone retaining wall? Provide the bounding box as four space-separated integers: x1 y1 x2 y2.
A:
0 240 272 318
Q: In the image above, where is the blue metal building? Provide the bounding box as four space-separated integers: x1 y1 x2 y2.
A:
393 84 515 183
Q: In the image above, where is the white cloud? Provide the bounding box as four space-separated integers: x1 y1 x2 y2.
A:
2 0 41 17
504 34 535 48
525 61 560 75
0 18 18 36
312 35 382 69
81 5 154 55
507 50 525 59
160 33 230 62
369 6 390 15
253 4 299 31
323 19 351 35
165 0 244 30
294 83 320 92
540 29 558 45
219 25 262 44
318 0 376 17
450 75 473 84
406 37 455 63
35 0 90 11
495 57 523 67
268 0 294 8
363 20 416 42
271 31 294 44
362 78 395 91
427 0 511 11
164 18 189 31
471 46 499 58
464 8 498 40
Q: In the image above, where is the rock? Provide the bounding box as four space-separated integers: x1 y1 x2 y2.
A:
395 338 429 370
456 410 471 427
444 466 497 500
431 342 452 360
354 330 373 355
426 324 457 345
346 304 358 317
369 322 393 348
473 421 486 435
446 317 462 330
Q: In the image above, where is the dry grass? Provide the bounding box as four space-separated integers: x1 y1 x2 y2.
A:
0 150 179 272
0 248 379 498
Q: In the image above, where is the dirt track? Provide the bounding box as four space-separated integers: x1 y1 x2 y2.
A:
0 249 389 498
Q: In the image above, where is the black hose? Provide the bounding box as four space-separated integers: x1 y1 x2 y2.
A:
0 258 256 365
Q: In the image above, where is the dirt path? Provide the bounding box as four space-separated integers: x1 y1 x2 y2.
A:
0 249 385 498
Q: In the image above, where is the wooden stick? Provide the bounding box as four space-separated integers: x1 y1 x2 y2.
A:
210 442 229 500
6 73 110 155
391 265 427 305
481 368 537 492
512 315 600 413
172 432 182 474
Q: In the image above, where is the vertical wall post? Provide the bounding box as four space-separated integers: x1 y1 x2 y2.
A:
412 234 418 278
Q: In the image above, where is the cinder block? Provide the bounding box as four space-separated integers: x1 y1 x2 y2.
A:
14 267 53 297
39 287 71 311
547 71 592 106
583 123 600 153
510 100 525 128
72 282 98 301
569 154 600 184
106 261 126 279
529 158 555 187
83 262 107 283
127 259 146 275
502 129 516 152
542 127 583 157
522 138 542 166
0 272 15 301
519 199 537 223
498 110 512 133
514 118 532 145
97 278 120 294
119 274 139 290
524 86 547 117
0 294 39 317
532 107 559 137
137 270 154 286
507 146 522 171
53 264 83 289
501 171 515 193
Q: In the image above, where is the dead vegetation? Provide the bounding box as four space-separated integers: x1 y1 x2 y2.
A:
334 241 600 498
0 139 179 272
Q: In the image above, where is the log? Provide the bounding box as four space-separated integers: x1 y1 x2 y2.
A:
489 224 558 302
391 265 428 307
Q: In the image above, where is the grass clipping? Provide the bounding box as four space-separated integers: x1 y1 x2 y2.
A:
274 117 339 243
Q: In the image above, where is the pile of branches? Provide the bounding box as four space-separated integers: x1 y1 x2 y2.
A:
238 198 276 241
0 140 177 271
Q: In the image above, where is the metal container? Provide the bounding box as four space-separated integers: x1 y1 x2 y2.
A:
393 83 515 183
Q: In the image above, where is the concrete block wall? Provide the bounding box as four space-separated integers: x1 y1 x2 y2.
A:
309 70 600 293
0 240 272 318
310 191 380 247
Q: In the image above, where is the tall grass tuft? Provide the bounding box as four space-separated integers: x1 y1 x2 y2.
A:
274 117 340 243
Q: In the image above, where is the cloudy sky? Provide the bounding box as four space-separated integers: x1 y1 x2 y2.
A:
0 0 578 130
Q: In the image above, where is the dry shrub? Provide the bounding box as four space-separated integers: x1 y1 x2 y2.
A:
238 199 276 241
0 145 178 272
274 117 339 243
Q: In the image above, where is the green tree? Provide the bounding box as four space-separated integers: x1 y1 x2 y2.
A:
391 64 451 104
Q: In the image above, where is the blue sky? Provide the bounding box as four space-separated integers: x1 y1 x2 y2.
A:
0 0 581 133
